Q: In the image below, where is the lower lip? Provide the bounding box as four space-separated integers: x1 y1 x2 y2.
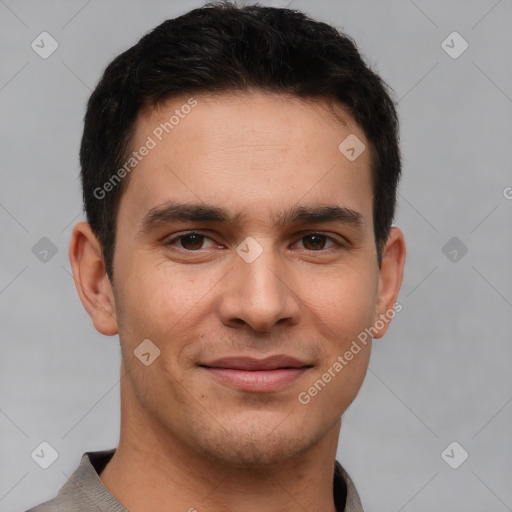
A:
203 367 310 392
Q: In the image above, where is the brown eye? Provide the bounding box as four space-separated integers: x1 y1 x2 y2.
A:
165 232 216 251
300 233 332 251
179 234 204 250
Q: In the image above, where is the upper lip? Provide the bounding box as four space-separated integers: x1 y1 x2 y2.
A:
200 355 312 371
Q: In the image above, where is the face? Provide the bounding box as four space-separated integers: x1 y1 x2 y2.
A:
77 91 404 467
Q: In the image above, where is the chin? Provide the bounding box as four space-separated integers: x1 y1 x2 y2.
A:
190 419 317 467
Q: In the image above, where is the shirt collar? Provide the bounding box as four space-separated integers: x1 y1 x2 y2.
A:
59 449 363 512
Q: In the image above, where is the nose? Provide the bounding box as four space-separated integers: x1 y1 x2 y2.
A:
216 240 301 333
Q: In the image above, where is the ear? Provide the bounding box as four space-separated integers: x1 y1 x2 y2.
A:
68 222 118 336
373 227 406 339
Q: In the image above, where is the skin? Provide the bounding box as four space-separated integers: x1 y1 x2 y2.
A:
69 91 405 512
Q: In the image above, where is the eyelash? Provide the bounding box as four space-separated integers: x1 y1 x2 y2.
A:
163 231 346 253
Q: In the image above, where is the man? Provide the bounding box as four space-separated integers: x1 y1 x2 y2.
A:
27 2 405 511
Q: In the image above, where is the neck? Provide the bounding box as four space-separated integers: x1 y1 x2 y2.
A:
99 371 342 512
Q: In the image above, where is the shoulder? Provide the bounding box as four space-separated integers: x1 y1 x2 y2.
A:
25 449 119 512
25 496 64 511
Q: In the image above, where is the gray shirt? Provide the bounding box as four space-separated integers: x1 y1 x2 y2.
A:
26 449 364 511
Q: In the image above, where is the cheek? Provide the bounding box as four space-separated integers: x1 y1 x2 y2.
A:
115 259 217 357
114 265 198 396
297 271 375 413
310 264 379 337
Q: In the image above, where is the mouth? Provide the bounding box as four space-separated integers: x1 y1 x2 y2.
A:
199 355 313 393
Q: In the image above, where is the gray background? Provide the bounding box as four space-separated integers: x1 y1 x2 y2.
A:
1 0 511 511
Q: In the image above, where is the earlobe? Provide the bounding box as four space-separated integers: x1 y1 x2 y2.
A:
373 227 406 339
68 222 119 336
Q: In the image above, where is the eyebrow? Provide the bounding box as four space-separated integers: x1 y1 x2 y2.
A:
137 201 365 235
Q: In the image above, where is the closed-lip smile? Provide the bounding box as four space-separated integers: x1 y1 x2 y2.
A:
199 355 313 392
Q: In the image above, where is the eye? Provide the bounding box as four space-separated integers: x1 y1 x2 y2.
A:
294 233 341 251
163 231 344 254
164 232 217 251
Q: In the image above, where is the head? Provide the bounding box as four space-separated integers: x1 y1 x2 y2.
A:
70 2 405 466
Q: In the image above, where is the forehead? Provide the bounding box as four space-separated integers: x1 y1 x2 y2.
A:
119 91 373 231
137 91 362 159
